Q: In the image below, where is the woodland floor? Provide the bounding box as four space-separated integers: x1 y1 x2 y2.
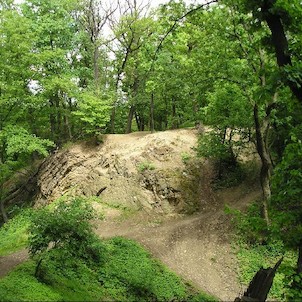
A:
0 129 262 301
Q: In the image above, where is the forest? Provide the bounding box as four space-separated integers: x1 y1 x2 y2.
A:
1 0 302 300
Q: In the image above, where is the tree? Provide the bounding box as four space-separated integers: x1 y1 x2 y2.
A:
0 126 53 223
108 0 153 133
198 81 253 179
77 0 117 89
226 0 302 105
22 0 80 143
0 4 54 223
271 131 302 299
211 4 294 224
0 6 34 132
28 197 103 277
73 89 113 139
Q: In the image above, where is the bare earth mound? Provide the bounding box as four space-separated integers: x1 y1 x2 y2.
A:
35 129 207 213
1 129 262 301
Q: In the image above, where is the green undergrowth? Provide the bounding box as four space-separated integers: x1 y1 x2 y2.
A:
236 241 296 300
227 203 298 301
0 208 32 256
0 237 216 302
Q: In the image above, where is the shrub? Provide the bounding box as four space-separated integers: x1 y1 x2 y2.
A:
137 161 155 172
181 152 191 164
28 197 105 276
225 202 269 244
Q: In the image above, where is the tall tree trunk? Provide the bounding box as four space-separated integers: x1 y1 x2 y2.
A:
134 112 144 131
261 1 302 103
254 103 273 225
0 184 8 223
56 97 61 144
126 105 135 133
140 116 145 131
93 46 99 89
217 127 228 179
49 99 56 140
171 98 178 129
150 93 155 133
63 114 72 140
110 107 116 134
0 200 8 223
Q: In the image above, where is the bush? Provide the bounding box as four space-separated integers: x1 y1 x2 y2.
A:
226 203 299 301
137 161 155 172
225 202 269 244
0 236 216 302
28 197 105 276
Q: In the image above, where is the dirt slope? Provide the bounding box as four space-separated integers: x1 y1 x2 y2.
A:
0 129 262 300
95 181 261 301
35 129 207 213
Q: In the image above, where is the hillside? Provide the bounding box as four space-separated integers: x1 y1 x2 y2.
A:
1 129 262 301
35 129 208 212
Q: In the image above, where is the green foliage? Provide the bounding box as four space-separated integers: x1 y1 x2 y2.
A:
28 197 103 267
197 130 246 188
286 272 302 301
270 134 302 300
227 202 301 301
0 259 102 302
0 208 32 256
181 152 191 164
137 161 156 172
0 125 54 199
73 90 113 135
0 126 54 159
236 242 296 301
197 131 230 161
271 136 302 248
203 82 253 129
0 236 215 301
0 261 62 302
226 202 268 244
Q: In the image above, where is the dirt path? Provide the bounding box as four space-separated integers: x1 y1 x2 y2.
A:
95 184 261 301
0 249 29 278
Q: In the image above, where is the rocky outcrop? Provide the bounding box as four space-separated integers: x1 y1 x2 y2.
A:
30 129 213 213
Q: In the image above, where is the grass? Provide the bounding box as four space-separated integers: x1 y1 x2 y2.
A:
0 236 216 302
227 202 298 301
236 241 297 301
137 161 156 172
0 208 32 256
181 152 192 164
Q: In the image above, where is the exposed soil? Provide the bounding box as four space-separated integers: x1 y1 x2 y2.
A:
95 181 261 301
0 129 262 301
34 129 204 213
0 249 29 278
